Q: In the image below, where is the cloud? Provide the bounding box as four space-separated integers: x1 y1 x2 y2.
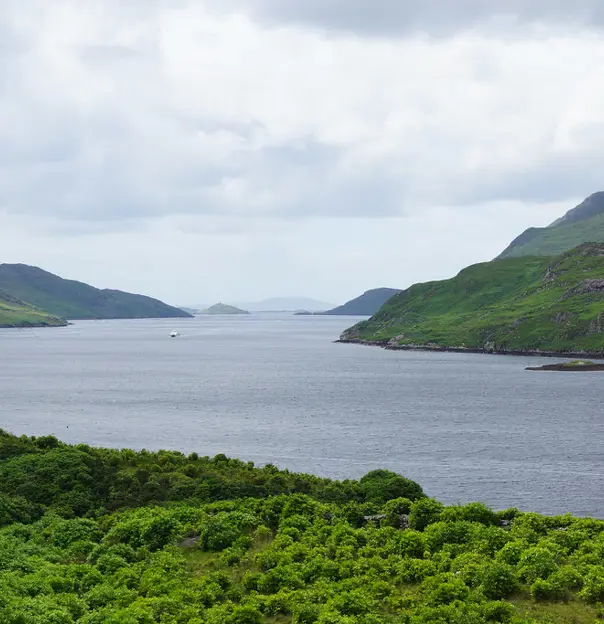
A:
213 0 604 36
0 0 602 237
210 0 604 37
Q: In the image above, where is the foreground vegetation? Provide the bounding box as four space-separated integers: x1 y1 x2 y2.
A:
2 431 604 622
342 243 604 355
0 289 66 328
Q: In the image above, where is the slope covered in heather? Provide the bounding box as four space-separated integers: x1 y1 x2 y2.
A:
341 243 604 356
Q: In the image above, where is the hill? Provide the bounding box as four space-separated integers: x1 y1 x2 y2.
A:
0 289 67 328
235 297 334 312
199 302 250 315
341 243 604 356
498 191 604 258
0 429 603 622
0 264 192 320
323 287 401 316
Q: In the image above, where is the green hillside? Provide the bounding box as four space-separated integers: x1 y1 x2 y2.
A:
0 289 66 328
0 264 192 320
2 429 604 623
341 243 604 356
498 192 604 259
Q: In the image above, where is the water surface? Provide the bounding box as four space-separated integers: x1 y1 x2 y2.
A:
1 315 603 516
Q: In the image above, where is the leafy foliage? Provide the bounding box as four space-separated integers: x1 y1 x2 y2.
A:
0 431 602 622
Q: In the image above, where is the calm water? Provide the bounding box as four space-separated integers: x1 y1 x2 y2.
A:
1 315 603 517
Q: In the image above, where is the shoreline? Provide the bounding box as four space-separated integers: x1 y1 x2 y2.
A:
335 338 604 360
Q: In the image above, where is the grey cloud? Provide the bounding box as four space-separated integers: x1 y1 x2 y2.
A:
211 0 604 36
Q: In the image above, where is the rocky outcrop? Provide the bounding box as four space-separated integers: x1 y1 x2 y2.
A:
563 279 604 300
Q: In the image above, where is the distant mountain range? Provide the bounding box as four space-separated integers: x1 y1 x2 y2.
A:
234 297 335 312
498 191 604 259
0 264 191 325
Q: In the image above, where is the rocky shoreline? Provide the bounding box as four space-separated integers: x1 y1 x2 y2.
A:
526 361 604 372
335 338 604 360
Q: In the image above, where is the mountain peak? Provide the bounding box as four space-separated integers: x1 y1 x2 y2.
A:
498 191 604 259
549 191 604 228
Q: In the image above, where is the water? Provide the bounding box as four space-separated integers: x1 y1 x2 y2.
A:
1 314 603 517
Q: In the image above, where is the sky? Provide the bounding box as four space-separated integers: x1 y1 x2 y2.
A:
0 0 603 306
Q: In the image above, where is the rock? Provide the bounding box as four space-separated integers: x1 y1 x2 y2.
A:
589 312 604 335
180 536 200 548
387 334 406 346
554 311 574 324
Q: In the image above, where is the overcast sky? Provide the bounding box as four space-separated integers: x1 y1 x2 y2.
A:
0 0 602 305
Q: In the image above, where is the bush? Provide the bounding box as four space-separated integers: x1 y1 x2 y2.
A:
359 470 424 505
579 566 604 603
518 547 558 583
479 562 518 600
441 503 498 526
530 578 566 601
409 499 444 532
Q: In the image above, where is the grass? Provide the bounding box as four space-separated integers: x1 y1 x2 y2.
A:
511 597 601 623
499 212 604 259
342 243 604 355
0 289 66 327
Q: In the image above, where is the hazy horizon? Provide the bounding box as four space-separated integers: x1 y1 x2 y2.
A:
1 1 602 304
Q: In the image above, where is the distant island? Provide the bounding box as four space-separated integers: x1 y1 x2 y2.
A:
340 243 604 358
322 287 401 316
0 263 192 326
198 303 250 315
293 288 401 317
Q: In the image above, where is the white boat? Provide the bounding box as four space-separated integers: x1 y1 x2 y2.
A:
169 330 179 338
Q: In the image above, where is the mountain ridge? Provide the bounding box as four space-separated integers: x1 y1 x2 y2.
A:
322 287 402 316
498 192 604 259
0 264 192 321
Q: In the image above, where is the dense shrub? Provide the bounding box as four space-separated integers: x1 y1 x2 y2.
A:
0 430 602 623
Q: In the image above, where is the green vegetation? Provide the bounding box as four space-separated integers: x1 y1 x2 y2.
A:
499 192 604 259
342 243 604 356
322 288 402 316
1 430 604 623
199 303 250 315
0 289 66 328
0 264 192 320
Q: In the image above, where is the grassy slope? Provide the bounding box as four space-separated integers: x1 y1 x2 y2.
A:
499 212 604 259
0 264 192 320
342 243 604 355
0 289 66 328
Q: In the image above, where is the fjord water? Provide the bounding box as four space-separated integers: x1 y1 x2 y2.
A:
1 315 603 517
